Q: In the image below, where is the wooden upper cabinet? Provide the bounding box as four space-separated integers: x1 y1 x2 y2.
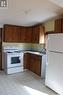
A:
16 26 21 42
39 25 45 44
0 28 2 70
3 24 45 43
20 27 32 43
32 25 39 43
54 18 63 33
32 24 45 44
19 27 26 43
4 25 13 42
24 27 32 43
62 19 63 33
3 25 32 43
3 25 20 42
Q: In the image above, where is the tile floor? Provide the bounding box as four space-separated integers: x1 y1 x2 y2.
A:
0 70 59 95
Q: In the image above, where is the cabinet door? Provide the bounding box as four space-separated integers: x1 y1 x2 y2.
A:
20 27 26 43
30 54 41 76
32 26 39 43
24 53 41 76
32 24 45 44
15 26 21 42
30 54 35 72
54 19 62 33
34 55 41 76
62 19 63 33
20 27 32 43
0 28 2 70
4 25 13 42
39 25 45 44
24 53 31 69
4 25 19 42
25 27 32 43
11 26 19 42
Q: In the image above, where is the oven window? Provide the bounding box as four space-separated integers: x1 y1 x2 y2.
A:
11 57 20 64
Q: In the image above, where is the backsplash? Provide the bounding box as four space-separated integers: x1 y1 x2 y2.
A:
2 42 32 50
31 43 45 52
2 42 45 52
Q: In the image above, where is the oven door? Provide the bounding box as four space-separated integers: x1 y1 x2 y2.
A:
7 53 23 68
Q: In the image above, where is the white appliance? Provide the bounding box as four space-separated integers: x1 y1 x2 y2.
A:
41 54 46 79
3 46 24 74
45 33 63 95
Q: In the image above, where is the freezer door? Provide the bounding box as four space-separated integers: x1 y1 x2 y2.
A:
45 51 63 95
47 34 63 52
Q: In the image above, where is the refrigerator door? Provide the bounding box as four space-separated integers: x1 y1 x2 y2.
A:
45 51 63 95
47 34 63 52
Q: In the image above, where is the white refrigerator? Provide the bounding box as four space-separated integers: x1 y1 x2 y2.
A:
45 33 63 95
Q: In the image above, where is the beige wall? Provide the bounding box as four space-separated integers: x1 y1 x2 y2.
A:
43 19 55 32
2 42 32 50
2 42 45 51
43 15 63 32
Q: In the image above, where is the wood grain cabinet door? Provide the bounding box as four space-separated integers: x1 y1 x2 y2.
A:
20 27 26 43
4 25 13 42
24 53 31 69
4 25 20 42
0 28 2 70
62 19 63 33
54 19 62 33
32 26 39 43
30 54 41 76
24 53 41 76
34 55 41 76
25 27 32 43
4 25 27 42
12 26 19 42
32 24 45 44
14 26 24 42
20 27 32 43
30 54 35 72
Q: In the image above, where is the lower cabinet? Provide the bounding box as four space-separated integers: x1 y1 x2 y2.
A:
24 53 31 69
24 53 42 76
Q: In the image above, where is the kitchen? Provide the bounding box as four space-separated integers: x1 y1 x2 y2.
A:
0 0 63 95
2 24 46 76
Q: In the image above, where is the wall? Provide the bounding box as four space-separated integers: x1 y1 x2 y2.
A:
43 19 55 32
2 42 32 50
43 15 63 32
2 42 45 52
31 43 45 52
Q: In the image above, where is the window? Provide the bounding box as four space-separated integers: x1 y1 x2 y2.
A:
0 0 7 7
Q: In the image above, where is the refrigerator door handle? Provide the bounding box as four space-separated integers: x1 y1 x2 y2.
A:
49 50 63 54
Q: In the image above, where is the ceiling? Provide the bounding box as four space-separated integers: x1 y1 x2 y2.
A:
49 0 63 8
0 0 63 27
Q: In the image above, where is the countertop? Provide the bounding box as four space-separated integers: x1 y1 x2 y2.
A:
3 49 46 56
24 50 46 56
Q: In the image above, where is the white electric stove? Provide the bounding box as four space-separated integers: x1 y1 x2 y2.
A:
2 46 24 74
